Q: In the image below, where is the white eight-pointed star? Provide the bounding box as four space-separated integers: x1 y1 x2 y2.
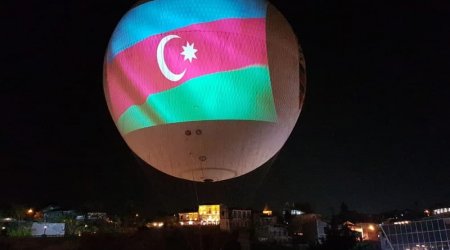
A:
181 42 198 63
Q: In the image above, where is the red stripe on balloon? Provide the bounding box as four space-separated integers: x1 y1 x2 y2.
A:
105 18 268 121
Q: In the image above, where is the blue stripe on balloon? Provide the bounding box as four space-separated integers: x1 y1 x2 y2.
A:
107 0 267 61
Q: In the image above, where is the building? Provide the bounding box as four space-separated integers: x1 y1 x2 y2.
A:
289 213 328 244
178 211 200 226
254 205 277 227
220 205 252 232
41 206 78 223
31 222 65 237
255 224 292 246
281 202 307 224
252 205 292 246
178 204 221 226
86 212 108 221
379 215 450 249
344 221 380 242
433 206 450 217
198 204 220 225
230 209 252 229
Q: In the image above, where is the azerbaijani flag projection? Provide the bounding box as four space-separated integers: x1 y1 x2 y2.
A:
104 0 277 135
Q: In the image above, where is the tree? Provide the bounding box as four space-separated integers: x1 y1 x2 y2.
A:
7 204 27 221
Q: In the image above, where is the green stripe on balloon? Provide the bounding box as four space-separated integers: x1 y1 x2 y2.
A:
117 66 277 134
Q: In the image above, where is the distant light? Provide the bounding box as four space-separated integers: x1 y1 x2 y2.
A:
290 209 304 215
262 210 272 216
1 227 5 230
368 225 375 231
394 221 410 225
27 209 33 214
149 222 164 228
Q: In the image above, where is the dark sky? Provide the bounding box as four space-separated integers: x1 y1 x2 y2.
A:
2 0 450 218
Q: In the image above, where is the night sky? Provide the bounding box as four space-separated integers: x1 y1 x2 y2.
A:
2 0 450 218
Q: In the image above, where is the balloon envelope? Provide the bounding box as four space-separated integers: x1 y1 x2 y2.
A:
104 0 306 182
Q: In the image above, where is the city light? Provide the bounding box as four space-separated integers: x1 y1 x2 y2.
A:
393 221 410 225
148 222 164 228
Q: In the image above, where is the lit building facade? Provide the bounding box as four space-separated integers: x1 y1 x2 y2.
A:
380 216 450 250
434 207 450 217
344 221 380 242
178 212 200 226
178 205 221 226
198 204 220 225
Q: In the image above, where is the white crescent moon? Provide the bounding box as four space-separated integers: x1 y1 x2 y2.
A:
157 35 186 82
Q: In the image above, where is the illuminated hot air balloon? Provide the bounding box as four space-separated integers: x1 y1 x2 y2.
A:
103 0 306 182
